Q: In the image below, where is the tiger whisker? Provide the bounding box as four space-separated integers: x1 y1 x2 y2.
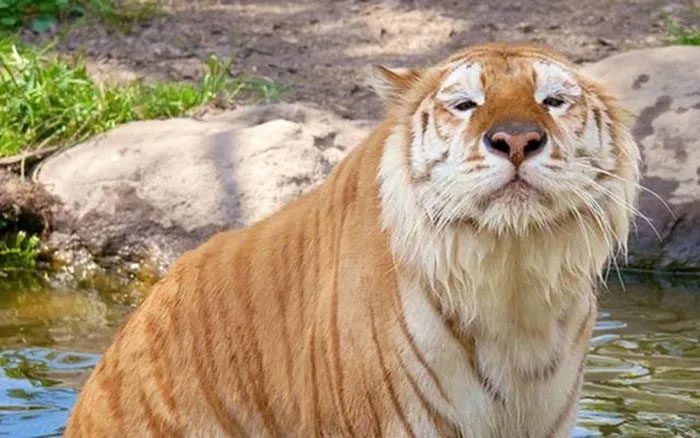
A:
573 162 674 218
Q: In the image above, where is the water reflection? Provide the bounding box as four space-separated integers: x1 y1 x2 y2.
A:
0 271 141 437
0 271 698 437
575 277 700 437
0 349 98 438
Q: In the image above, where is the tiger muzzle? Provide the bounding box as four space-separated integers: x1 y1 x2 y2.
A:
484 120 546 167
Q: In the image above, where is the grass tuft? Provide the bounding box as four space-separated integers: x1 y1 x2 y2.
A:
79 0 163 32
661 7 700 46
0 39 283 157
0 231 40 270
665 15 700 46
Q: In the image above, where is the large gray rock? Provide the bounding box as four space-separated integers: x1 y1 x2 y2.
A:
587 46 700 272
36 103 371 271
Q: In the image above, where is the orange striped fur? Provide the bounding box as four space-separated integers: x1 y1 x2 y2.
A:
65 43 639 437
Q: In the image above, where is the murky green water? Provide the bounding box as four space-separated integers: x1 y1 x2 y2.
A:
0 272 698 437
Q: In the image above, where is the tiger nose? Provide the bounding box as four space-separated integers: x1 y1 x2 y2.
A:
484 120 546 166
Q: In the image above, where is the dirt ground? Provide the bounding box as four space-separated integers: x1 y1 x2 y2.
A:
30 0 700 118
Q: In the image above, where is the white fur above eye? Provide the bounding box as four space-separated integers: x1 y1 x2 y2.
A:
437 63 485 113
533 61 581 116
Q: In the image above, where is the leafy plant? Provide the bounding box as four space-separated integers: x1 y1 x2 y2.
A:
0 39 283 157
0 231 40 270
0 0 78 33
0 0 162 34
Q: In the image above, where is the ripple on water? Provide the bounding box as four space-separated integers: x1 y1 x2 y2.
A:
0 348 99 437
577 279 700 437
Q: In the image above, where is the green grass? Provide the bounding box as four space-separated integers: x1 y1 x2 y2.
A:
0 231 40 270
668 23 700 45
82 0 162 32
664 12 700 46
0 0 162 34
0 39 283 157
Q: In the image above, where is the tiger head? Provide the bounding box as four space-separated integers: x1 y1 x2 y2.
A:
376 43 640 292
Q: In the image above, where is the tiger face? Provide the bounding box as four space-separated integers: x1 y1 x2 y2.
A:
378 44 639 237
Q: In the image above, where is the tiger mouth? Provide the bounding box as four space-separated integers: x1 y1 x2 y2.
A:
489 175 540 201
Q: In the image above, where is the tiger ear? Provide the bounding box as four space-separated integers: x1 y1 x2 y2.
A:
370 65 423 103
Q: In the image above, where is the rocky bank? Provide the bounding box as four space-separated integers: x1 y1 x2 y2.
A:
30 46 700 274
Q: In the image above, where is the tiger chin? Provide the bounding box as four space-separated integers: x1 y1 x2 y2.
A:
65 43 640 438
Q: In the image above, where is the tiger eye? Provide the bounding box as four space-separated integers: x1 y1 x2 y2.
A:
454 100 477 111
542 96 566 108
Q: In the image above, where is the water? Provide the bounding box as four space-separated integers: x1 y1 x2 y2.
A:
576 276 700 437
0 272 141 437
0 272 698 437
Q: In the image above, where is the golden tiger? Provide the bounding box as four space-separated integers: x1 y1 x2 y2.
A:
65 43 640 437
